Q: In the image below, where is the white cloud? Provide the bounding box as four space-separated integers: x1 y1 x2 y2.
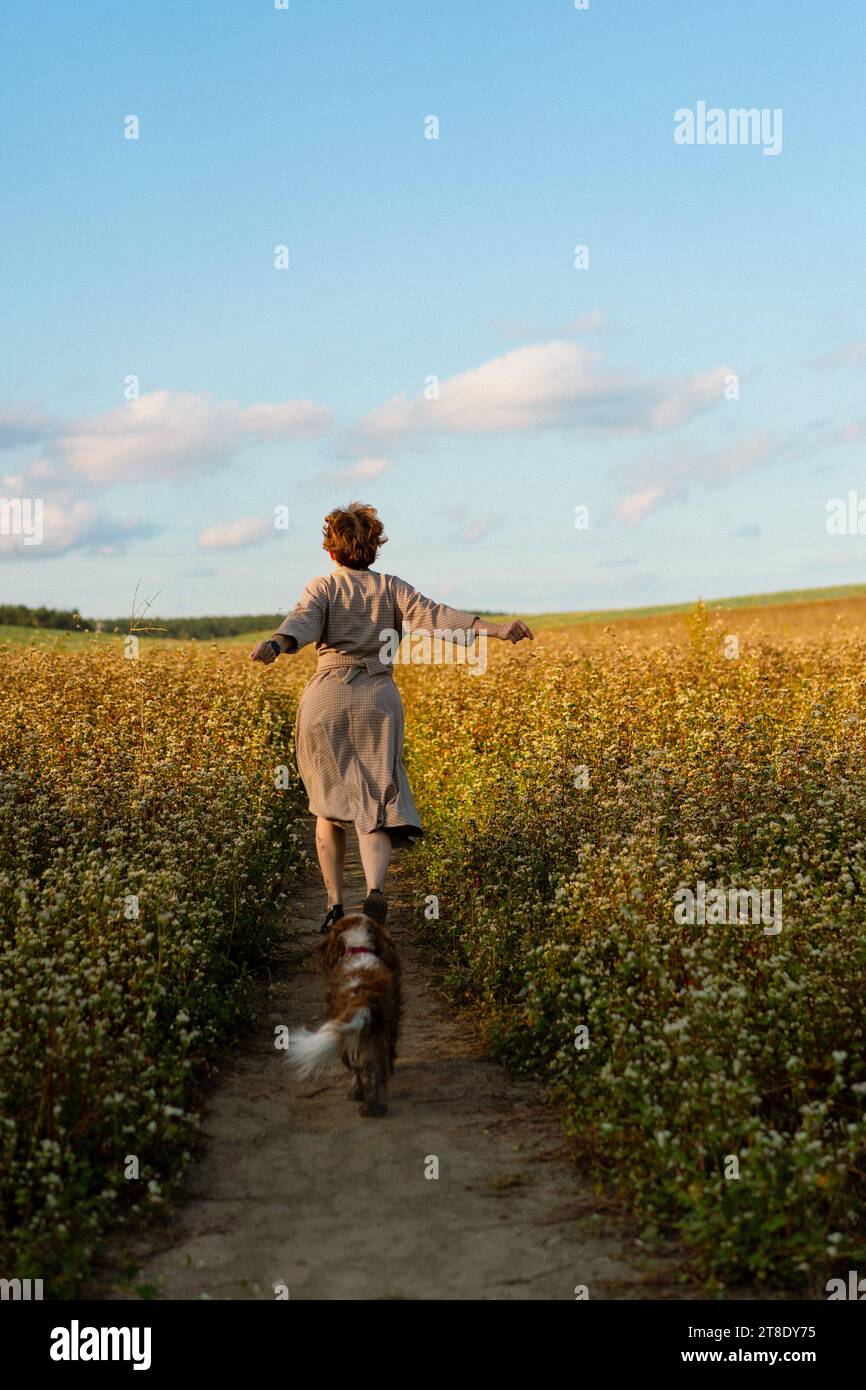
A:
354 342 733 446
616 432 780 525
812 340 866 369
616 487 668 526
4 391 332 485
234 401 331 437
0 493 156 558
198 516 271 550
0 405 57 449
461 512 505 543
22 457 63 482
784 415 866 463
328 456 392 483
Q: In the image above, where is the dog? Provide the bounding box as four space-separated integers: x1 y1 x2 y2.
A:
286 913 402 1117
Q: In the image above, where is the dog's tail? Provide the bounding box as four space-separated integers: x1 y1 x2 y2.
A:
286 1007 371 1079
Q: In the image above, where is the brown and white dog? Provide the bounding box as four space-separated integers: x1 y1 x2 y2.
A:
286 913 402 1117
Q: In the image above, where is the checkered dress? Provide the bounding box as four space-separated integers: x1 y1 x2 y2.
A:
275 566 477 841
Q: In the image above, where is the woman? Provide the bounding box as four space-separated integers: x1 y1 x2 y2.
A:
251 503 533 931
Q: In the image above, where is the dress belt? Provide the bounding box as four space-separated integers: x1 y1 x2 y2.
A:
316 652 393 684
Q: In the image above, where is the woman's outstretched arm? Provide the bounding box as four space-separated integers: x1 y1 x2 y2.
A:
392 578 533 644
250 578 327 663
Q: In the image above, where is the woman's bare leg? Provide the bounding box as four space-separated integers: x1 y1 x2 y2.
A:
358 829 391 894
316 817 346 906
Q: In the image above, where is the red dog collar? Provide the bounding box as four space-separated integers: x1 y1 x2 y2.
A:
346 946 376 956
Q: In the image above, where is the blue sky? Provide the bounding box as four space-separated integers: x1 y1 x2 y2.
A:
2 0 865 619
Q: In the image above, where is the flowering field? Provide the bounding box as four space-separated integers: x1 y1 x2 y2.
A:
2 599 865 1296
0 642 309 1292
401 603 866 1291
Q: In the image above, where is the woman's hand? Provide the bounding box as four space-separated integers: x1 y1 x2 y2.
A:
250 640 278 664
471 617 535 644
497 620 534 644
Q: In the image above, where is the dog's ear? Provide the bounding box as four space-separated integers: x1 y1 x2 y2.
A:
372 922 399 974
317 925 345 972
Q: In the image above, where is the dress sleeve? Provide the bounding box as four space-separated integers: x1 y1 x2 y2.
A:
392 576 478 638
273 578 327 650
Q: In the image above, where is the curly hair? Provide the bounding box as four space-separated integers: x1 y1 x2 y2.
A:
322 502 387 569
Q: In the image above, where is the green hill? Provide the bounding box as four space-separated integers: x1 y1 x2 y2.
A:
2 582 864 649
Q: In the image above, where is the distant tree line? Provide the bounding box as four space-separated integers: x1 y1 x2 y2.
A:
0 604 86 632
0 604 286 640
2 602 497 640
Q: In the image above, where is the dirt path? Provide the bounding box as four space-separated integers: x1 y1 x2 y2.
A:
89 830 684 1301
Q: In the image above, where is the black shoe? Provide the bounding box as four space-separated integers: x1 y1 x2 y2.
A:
320 903 344 935
362 889 387 924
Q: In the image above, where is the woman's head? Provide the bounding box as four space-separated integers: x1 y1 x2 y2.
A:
322 502 387 569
